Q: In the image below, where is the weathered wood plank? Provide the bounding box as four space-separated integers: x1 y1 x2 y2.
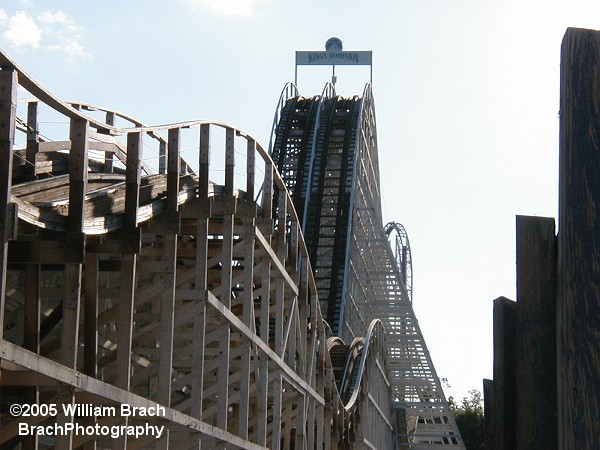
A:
0 69 17 341
199 123 210 198
84 253 99 377
167 128 180 212
67 118 88 232
125 131 142 228
225 127 235 196
558 27 600 449
492 296 516 450
238 220 255 439
191 216 208 419
25 101 39 180
483 378 494 450
515 215 557 449
246 139 256 200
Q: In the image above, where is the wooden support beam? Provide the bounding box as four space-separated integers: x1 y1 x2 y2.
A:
256 261 270 446
225 127 235 196
167 128 181 212
84 253 99 377
199 123 210 198
116 254 136 391
104 111 115 172
515 215 557 449
125 131 142 228
492 296 516 450
67 118 88 232
191 217 208 419
238 220 255 439
483 379 494 450
0 68 17 341
23 263 40 449
263 163 273 220
159 140 167 175
217 213 234 431
25 101 39 180
56 263 83 449
246 139 256 200
157 233 177 450
558 27 600 449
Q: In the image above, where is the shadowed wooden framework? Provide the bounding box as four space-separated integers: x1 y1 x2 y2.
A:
0 50 396 449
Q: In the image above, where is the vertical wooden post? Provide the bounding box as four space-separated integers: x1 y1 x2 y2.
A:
246 139 256 200
167 128 181 212
225 127 234 196
263 163 273 220
483 379 495 450
83 252 98 450
25 101 39 180
238 220 255 439
55 116 88 450
125 132 142 228
515 215 557 449
83 253 99 377
192 127 209 422
217 213 233 431
492 296 516 450
23 264 40 449
104 111 115 173
191 217 208 420
157 233 177 450
257 261 271 446
113 131 143 449
158 140 167 175
558 27 600 449
199 124 210 198
68 118 88 232
0 68 17 341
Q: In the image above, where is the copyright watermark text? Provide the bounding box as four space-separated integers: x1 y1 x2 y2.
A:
9 402 166 439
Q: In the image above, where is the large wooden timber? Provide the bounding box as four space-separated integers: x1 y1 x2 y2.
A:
486 27 600 449
515 216 557 449
558 27 600 449
492 296 516 450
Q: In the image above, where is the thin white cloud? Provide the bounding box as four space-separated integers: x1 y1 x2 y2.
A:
48 40 90 60
38 10 91 60
3 11 42 49
186 0 269 16
0 9 91 60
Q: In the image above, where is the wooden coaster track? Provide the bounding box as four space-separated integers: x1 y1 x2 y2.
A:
0 50 399 448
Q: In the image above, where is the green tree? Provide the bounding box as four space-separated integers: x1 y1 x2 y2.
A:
449 388 485 450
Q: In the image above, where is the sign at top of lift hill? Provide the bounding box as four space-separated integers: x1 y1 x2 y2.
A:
296 37 372 66
296 50 372 65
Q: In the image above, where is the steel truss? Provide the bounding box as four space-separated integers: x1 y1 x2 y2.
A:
0 50 395 448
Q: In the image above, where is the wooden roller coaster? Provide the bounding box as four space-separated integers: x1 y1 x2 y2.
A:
0 48 462 449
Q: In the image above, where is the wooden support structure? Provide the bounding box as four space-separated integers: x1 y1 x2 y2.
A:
486 27 600 450
0 68 16 341
0 49 402 450
515 216 557 449
492 296 516 450
558 26 600 450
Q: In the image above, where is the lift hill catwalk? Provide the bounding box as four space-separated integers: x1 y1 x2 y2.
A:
0 41 463 449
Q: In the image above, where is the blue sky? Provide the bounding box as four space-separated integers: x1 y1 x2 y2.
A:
3 0 600 399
